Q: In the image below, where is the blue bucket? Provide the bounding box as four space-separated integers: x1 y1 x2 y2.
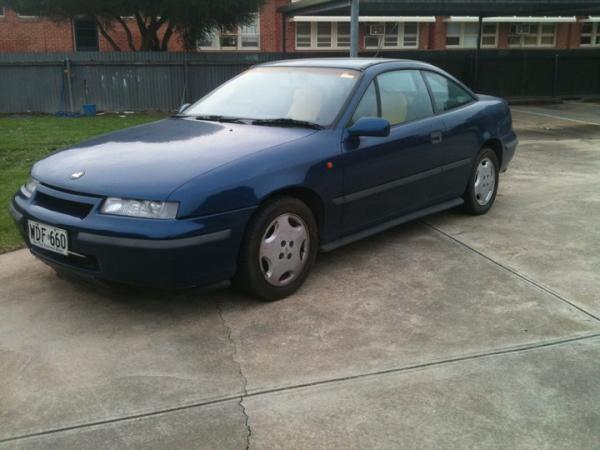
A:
82 104 97 116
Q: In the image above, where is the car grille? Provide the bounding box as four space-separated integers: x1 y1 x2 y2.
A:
34 191 94 219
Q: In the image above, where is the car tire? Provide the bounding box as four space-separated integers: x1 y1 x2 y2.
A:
462 147 499 215
234 197 318 301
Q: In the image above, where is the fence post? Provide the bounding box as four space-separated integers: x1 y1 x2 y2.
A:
474 16 483 90
182 56 190 105
65 57 75 113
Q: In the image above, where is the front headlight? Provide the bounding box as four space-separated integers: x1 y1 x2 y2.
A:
101 197 179 219
21 177 39 198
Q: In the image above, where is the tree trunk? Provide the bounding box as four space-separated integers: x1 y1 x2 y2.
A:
161 23 175 51
95 18 121 51
111 14 137 51
138 17 160 51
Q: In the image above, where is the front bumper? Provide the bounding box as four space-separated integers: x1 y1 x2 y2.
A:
10 183 255 288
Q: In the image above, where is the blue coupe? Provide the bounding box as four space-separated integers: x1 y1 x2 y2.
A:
11 58 517 300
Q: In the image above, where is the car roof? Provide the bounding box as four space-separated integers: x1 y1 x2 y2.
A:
259 58 433 71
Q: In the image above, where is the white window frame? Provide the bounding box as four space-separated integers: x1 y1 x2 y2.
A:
197 15 260 51
445 22 499 48
295 22 350 50
508 22 556 48
580 21 600 47
17 13 39 19
0 7 5 18
363 22 419 49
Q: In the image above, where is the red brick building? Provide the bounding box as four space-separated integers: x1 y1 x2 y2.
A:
0 4 598 53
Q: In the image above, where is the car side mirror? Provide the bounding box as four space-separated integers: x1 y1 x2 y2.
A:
347 117 390 138
178 103 191 114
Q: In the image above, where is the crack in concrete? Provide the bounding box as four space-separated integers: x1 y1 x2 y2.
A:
216 299 252 450
2 332 599 445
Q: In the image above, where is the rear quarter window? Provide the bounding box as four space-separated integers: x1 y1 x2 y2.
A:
423 71 474 112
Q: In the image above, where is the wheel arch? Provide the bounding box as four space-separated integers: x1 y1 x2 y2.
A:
482 138 503 168
257 186 326 239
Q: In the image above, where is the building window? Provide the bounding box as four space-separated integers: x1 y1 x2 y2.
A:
74 19 99 51
337 22 350 47
220 28 239 48
446 22 498 48
580 22 600 46
197 15 260 50
363 22 419 49
317 22 332 47
295 22 350 49
0 7 5 17
508 23 555 47
240 20 260 48
296 22 311 48
17 13 39 19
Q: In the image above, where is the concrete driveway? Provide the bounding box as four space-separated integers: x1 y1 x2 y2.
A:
1 102 600 449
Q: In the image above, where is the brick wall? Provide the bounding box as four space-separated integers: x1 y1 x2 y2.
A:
0 3 593 54
0 9 188 53
497 23 510 49
260 0 290 51
431 17 447 50
0 9 74 52
418 23 431 50
568 22 584 49
555 23 570 49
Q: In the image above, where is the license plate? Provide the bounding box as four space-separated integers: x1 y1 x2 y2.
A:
28 220 69 256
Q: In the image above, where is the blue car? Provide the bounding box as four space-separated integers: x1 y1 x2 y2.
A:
11 58 517 300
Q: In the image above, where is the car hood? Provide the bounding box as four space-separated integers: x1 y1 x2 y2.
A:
32 118 316 200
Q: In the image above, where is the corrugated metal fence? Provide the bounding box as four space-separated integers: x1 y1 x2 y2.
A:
0 50 599 113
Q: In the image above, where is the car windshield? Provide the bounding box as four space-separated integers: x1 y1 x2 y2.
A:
184 66 360 127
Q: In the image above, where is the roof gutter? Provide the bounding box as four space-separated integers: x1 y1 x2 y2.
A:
278 1 600 17
279 0 350 16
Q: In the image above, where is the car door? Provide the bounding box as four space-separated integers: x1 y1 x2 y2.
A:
421 70 480 201
340 69 446 235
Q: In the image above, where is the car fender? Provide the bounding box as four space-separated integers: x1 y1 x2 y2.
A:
168 130 343 222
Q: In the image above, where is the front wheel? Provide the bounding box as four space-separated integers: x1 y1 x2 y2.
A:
462 148 499 215
234 197 318 301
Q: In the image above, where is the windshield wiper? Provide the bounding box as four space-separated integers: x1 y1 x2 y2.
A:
193 114 248 124
251 118 323 130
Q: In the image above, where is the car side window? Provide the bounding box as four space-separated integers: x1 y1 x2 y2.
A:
376 70 433 126
351 81 378 124
423 71 474 112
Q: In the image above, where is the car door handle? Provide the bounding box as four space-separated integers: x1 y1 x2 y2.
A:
431 131 443 144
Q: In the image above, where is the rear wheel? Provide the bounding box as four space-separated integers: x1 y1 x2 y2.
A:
462 147 499 215
235 197 318 301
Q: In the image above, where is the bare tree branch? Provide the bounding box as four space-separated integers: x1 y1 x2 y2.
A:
134 12 147 38
104 11 136 51
94 17 121 51
161 22 175 50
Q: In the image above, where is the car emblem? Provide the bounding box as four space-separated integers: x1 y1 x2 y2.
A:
70 170 85 180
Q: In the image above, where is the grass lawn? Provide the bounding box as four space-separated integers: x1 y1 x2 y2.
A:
0 113 165 254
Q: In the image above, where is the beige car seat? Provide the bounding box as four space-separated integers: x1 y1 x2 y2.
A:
287 87 324 123
380 91 408 125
